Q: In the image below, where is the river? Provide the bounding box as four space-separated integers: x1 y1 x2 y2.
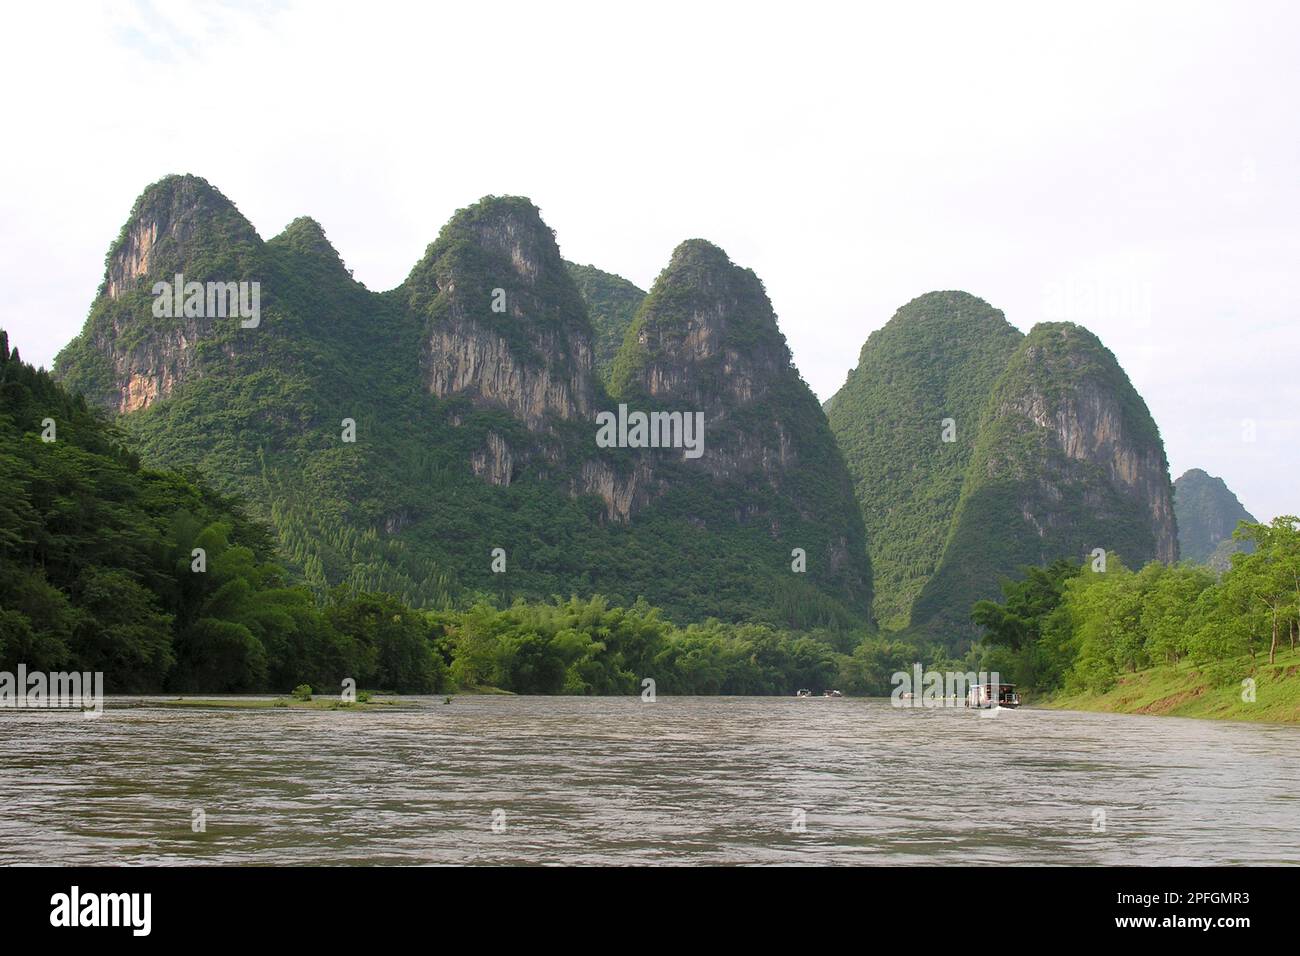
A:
2 696 1297 865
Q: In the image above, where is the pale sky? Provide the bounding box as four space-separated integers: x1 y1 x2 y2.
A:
1 0 1296 521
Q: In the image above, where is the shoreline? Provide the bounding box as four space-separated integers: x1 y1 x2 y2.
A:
1043 646 1300 725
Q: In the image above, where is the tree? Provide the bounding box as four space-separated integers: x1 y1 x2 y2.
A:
1229 518 1300 664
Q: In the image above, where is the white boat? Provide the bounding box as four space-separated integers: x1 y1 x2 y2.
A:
966 681 1021 709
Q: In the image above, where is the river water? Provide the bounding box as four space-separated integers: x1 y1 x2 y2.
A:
1 696 1298 865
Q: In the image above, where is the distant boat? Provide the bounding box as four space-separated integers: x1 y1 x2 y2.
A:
795 688 813 698
966 681 1021 709
823 689 843 698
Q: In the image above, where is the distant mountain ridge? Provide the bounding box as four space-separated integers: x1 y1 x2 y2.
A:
1174 468 1256 569
51 174 1188 641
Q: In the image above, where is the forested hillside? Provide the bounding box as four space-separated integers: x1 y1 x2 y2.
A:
53 175 873 629
2 326 880 696
826 292 1022 628
565 261 645 384
0 329 443 692
912 322 1177 645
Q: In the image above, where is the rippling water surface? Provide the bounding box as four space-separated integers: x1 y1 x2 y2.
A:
2 696 1298 865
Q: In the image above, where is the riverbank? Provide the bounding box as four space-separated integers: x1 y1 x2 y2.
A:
1046 646 1300 724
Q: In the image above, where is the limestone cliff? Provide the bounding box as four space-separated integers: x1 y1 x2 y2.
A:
51 178 875 628
401 197 596 433
56 174 264 413
606 239 874 615
914 322 1178 642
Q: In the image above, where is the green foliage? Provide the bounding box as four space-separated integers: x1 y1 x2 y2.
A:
971 559 1081 652
962 518 1299 697
565 261 645 384
326 589 446 692
1 333 451 694
827 291 1023 629
291 683 313 701
434 594 859 696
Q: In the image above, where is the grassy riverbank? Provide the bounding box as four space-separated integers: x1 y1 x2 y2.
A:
1046 646 1300 724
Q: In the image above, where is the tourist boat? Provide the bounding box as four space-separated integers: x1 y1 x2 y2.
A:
966 681 1021 709
795 688 813 698
823 689 843 697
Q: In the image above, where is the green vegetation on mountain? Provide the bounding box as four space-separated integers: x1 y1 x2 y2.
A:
912 322 1177 646
52 175 872 633
5 323 881 696
0 329 446 693
608 238 873 621
566 261 645 383
826 292 1022 628
1 323 888 697
1174 467 1256 568
43 175 1243 703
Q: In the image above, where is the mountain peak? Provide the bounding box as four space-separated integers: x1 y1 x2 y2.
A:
270 216 347 272
827 291 1023 627
1178 466 1213 482
657 239 763 300
1174 468 1256 566
409 195 558 287
102 173 261 301
611 239 785 403
399 195 596 432
902 289 995 311
664 237 732 269
565 262 646 385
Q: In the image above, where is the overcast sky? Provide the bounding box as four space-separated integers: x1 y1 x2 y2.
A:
1 1 1296 521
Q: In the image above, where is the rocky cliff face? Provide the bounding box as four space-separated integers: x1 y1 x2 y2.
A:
914 322 1178 642
402 197 596 433
605 239 874 613
57 174 264 414
52 178 875 628
1005 367 1177 562
611 240 800 483
1174 468 1256 567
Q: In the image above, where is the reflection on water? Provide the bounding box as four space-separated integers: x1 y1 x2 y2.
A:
1 696 1298 865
